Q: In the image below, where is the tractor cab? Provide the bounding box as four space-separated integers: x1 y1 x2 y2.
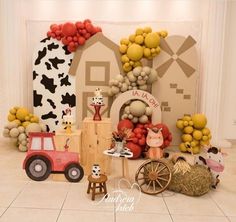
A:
28 132 56 151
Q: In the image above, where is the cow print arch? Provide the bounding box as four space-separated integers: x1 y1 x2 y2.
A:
33 37 75 132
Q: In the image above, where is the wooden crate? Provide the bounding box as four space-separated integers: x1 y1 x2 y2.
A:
82 117 112 175
52 129 82 181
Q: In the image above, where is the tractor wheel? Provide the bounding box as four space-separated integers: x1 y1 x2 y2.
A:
64 163 84 182
25 156 51 181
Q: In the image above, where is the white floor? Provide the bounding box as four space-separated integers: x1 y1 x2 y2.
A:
0 138 236 222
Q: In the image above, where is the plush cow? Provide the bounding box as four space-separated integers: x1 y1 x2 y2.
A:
92 88 104 105
196 146 226 189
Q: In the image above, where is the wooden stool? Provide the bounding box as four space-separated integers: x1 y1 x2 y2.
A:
87 174 108 201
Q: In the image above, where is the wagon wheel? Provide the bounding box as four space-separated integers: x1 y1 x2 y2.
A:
135 160 172 195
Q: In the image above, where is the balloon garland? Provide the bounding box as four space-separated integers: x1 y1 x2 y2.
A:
47 19 102 52
119 27 168 72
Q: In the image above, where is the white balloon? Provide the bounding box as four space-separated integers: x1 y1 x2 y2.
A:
115 74 124 82
139 115 149 123
133 67 142 76
143 66 151 75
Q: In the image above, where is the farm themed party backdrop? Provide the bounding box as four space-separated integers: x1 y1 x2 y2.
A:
28 20 201 145
2 19 225 196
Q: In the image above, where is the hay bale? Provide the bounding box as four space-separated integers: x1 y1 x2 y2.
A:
168 162 213 196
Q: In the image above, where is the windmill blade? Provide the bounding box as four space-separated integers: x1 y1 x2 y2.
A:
160 38 174 56
176 58 195 77
176 35 196 56
156 58 174 78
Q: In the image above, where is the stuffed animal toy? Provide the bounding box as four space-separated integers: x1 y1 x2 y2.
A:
195 146 226 188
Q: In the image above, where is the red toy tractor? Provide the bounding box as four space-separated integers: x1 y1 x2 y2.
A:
23 132 84 182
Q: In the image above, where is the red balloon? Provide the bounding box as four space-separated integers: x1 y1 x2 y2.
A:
130 137 138 144
67 45 76 52
117 119 134 131
78 37 86 45
126 142 142 159
81 29 87 35
50 24 58 32
62 22 77 37
75 21 84 29
51 33 56 38
56 36 61 40
67 36 73 42
136 133 142 139
47 31 52 37
136 124 144 129
95 26 102 32
138 138 146 146
55 30 61 36
155 123 170 139
164 140 170 147
84 19 91 24
69 41 75 47
142 129 147 134
85 23 94 33
134 128 142 134
84 33 91 39
73 36 78 42
62 37 69 45
130 132 135 138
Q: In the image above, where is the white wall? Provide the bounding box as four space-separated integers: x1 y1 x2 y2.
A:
1 0 234 145
221 1 236 139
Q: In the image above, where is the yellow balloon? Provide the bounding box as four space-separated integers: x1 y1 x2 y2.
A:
22 121 30 128
119 44 128 54
135 28 143 35
129 34 136 42
151 48 156 53
143 48 151 57
16 108 29 121
133 61 142 67
121 55 129 63
135 35 144 44
120 38 130 45
123 64 132 72
143 27 152 33
176 120 184 129
9 108 17 115
144 32 160 48
179 143 187 152
182 134 193 142
184 126 193 134
193 130 203 140
8 114 16 121
159 30 168 38
126 44 144 61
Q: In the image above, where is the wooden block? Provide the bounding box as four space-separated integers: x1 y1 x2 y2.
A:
54 129 82 153
82 117 112 175
52 129 82 181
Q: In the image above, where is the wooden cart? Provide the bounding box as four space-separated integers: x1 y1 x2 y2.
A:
135 159 172 195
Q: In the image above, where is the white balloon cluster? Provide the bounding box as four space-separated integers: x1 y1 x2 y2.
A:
121 100 152 124
108 66 158 97
3 122 47 152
